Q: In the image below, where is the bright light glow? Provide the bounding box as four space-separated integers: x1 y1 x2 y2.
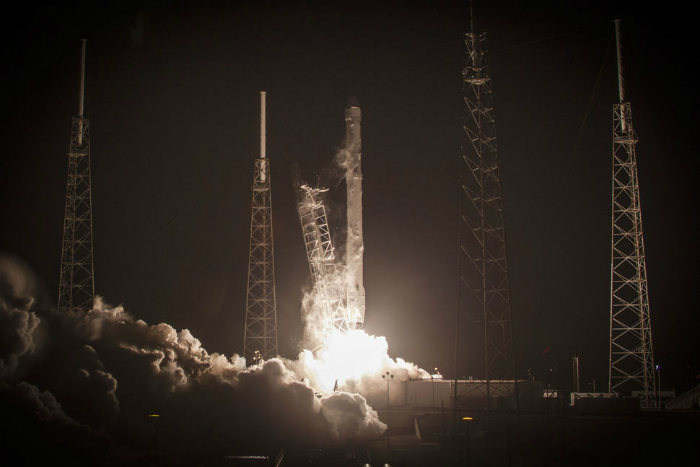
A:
287 327 429 399
302 330 389 392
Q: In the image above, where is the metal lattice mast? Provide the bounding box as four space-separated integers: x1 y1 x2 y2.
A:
58 39 95 314
291 165 348 335
608 20 656 407
244 92 278 363
459 31 515 399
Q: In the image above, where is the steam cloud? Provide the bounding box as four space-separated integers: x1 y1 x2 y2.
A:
0 254 388 464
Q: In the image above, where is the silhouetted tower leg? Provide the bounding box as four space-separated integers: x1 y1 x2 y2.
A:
58 39 95 314
459 31 515 406
244 92 278 363
608 20 656 407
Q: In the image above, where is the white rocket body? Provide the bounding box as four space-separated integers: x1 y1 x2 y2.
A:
345 104 365 329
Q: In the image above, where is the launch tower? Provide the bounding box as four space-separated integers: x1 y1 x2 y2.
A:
244 92 278 363
608 20 656 407
291 100 366 336
458 29 516 403
292 165 347 334
58 39 95 314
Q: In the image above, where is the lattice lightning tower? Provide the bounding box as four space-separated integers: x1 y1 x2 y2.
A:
608 20 656 407
458 30 515 401
58 39 95 314
244 92 278 363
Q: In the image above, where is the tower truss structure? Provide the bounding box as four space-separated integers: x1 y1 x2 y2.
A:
58 39 95 314
291 165 348 334
608 20 656 407
244 92 278 363
458 31 515 402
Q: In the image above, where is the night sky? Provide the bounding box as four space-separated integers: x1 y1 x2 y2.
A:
2 1 698 395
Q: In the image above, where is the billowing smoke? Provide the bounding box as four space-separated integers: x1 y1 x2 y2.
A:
284 330 429 407
0 254 386 464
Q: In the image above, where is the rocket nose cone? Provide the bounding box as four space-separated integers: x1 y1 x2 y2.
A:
347 95 360 108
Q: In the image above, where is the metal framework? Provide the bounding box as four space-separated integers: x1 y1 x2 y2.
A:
608 20 655 407
244 92 278 363
458 31 515 401
58 40 94 314
291 165 348 335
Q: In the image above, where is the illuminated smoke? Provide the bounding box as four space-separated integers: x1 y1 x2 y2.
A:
284 329 428 408
0 254 386 463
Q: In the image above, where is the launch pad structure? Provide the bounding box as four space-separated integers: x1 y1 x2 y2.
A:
58 39 95 314
608 20 656 407
292 100 366 336
291 165 348 333
457 28 516 406
243 92 279 363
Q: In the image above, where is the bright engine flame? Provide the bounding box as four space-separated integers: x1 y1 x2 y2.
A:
313 330 387 391
290 328 428 402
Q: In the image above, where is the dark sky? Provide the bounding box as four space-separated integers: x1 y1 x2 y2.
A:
1 1 697 394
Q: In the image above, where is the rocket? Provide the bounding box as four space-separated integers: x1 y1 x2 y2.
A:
345 97 365 329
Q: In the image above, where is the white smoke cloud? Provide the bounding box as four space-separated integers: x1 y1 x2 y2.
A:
283 330 428 408
0 255 389 464
320 391 386 440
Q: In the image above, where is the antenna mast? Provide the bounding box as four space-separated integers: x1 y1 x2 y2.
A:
58 39 95 313
608 20 656 407
243 92 278 364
